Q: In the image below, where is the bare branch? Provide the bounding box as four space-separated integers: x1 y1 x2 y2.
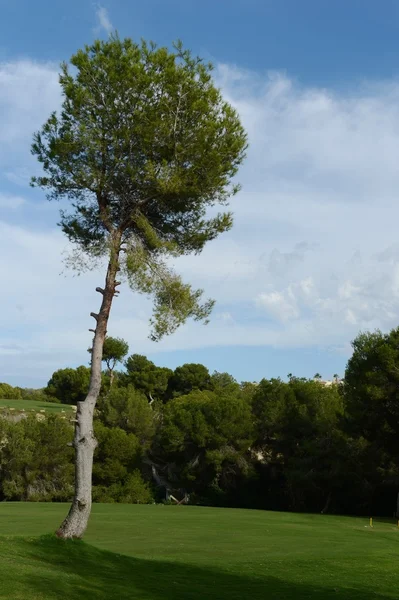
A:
90 312 99 321
96 287 105 294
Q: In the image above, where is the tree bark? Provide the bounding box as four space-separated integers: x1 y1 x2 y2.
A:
56 233 121 539
109 369 115 388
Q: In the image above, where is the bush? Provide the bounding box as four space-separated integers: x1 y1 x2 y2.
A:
98 385 155 445
119 471 154 504
45 366 91 404
0 383 22 399
93 471 153 504
0 415 74 501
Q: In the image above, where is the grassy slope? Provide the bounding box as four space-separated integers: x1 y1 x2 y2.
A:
0 503 398 599
0 398 74 413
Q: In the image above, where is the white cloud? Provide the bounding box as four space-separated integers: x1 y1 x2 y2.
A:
299 277 315 298
3 59 399 383
0 60 60 176
338 281 361 300
257 289 299 322
95 6 113 34
0 61 59 144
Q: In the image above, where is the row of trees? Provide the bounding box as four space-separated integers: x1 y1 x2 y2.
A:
2 327 399 516
44 345 228 405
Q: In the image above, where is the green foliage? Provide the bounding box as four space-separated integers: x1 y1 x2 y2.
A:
239 381 258 403
0 415 74 501
158 389 254 496
126 259 216 341
90 336 129 373
118 471 154 504
210 371 239 393
97 385 155 444
253 378 343 444
93 422 153 503
345 328 399 444
251 378 347 512
93 422 138 490
344 328 399 505
6 325 399 515
45 366 91 405
167 363 211 398
0 382 22 399
31 36 247 339
252 378 295 448
124 354 172 401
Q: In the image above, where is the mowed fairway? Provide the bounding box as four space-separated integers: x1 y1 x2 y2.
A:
0 504 398 599
0 398 74 414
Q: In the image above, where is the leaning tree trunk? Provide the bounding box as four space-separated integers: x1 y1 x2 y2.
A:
56 234 121 539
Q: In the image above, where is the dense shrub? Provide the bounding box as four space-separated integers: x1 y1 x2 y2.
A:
0 383 22 399
0 415 74 501
98 385 155 445
45 366 91 405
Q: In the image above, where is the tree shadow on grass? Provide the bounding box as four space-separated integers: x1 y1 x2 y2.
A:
10 535 394 600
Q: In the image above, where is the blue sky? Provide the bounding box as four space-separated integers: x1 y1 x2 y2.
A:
4 0 399 84
2 1 399 386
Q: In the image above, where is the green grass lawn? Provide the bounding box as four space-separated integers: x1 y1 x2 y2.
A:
0 398 74 414
0 503 398 599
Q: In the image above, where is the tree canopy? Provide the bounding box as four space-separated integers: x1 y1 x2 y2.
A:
32 35 248 341
167 363 211 398
344 328 399 509
45 366 91 405
99 337 129 373
124 354 172 401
